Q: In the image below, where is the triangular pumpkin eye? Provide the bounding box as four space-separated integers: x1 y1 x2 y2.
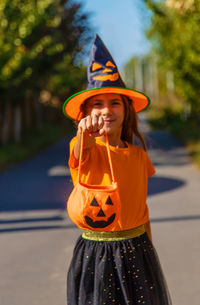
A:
106 61 115 68
105 196 113 206
90 197 99 206
92 62 102 71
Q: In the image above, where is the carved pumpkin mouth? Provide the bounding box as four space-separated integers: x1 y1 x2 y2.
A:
93 72 119 82
84 214 116 228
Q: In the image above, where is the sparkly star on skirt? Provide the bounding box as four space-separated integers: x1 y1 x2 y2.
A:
67 233 172 305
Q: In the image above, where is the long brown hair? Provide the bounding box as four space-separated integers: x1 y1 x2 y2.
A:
77 94 147 151
120 95 147 151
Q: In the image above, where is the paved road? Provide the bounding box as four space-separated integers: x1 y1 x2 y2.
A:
0 120 200 305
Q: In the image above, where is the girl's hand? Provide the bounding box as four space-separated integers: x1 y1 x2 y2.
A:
74 115 105 160
78 114 105 137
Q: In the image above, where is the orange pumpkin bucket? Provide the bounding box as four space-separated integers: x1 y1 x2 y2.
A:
67 132 122 232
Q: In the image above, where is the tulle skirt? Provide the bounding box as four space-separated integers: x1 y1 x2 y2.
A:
67 232 172 305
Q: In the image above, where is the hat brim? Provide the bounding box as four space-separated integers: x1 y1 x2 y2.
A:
63 87 151 120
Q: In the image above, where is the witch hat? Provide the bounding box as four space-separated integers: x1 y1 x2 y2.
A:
63 34 150 120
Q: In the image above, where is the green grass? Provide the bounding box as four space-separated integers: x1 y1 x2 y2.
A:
0 121 74 172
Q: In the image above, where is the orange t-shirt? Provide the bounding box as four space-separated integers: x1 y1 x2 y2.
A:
68 136 155 231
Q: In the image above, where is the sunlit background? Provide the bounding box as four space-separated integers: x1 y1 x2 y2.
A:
0 0 199 170
0 2 200 305
82 0 151 68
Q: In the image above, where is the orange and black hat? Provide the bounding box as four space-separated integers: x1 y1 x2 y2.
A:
63 34 150 120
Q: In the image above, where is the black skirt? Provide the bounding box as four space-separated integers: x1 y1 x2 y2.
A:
67 232 172 305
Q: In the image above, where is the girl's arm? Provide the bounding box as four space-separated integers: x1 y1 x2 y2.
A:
145 221 153 243
73 114 105 160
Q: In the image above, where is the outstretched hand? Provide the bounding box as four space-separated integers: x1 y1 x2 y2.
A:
78 114 106 137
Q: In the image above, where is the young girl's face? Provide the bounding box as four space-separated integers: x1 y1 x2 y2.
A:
85 93 125 136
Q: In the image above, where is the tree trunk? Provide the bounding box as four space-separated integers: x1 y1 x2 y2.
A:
152 59 159 100
135 58 144 92
25 99 32 129
0 104 2 144
166 71 174 96
1 101 12 145
34 95 43 129
13 105 22 143
147 60 155 98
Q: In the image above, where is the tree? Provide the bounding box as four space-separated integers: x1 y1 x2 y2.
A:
144 0 200 116
0 0 91 143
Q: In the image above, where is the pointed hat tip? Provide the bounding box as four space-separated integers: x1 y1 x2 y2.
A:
94 33 102 42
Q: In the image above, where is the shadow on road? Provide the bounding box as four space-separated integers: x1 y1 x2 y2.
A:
0 223 77 234
151 215 200 223
1 213 200 234
148 176 186 196
144 130 191 167
0 130 192 234
145 130 182 151
0 175 185 213
0 176 73 212
0 215 64 224
0 174 187 234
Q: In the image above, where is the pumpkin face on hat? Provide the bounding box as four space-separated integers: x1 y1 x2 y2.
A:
91 60 119 82
84 194 119 230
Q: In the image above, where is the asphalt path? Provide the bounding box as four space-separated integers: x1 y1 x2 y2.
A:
0 119 200 305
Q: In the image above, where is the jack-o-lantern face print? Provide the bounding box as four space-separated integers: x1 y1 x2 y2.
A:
91 60 119 82
84 195 116 229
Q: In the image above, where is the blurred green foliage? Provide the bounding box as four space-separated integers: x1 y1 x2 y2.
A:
0 0 91 105
144 0 200 115
141 0 200 167
0 0 92 169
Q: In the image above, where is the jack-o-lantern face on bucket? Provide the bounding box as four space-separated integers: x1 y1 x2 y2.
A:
91 60 119 82
84 195 116 229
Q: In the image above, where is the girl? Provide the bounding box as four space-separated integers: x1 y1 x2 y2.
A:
63 35 171 305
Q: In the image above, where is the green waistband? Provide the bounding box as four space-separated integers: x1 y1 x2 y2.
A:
82 225 145 241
